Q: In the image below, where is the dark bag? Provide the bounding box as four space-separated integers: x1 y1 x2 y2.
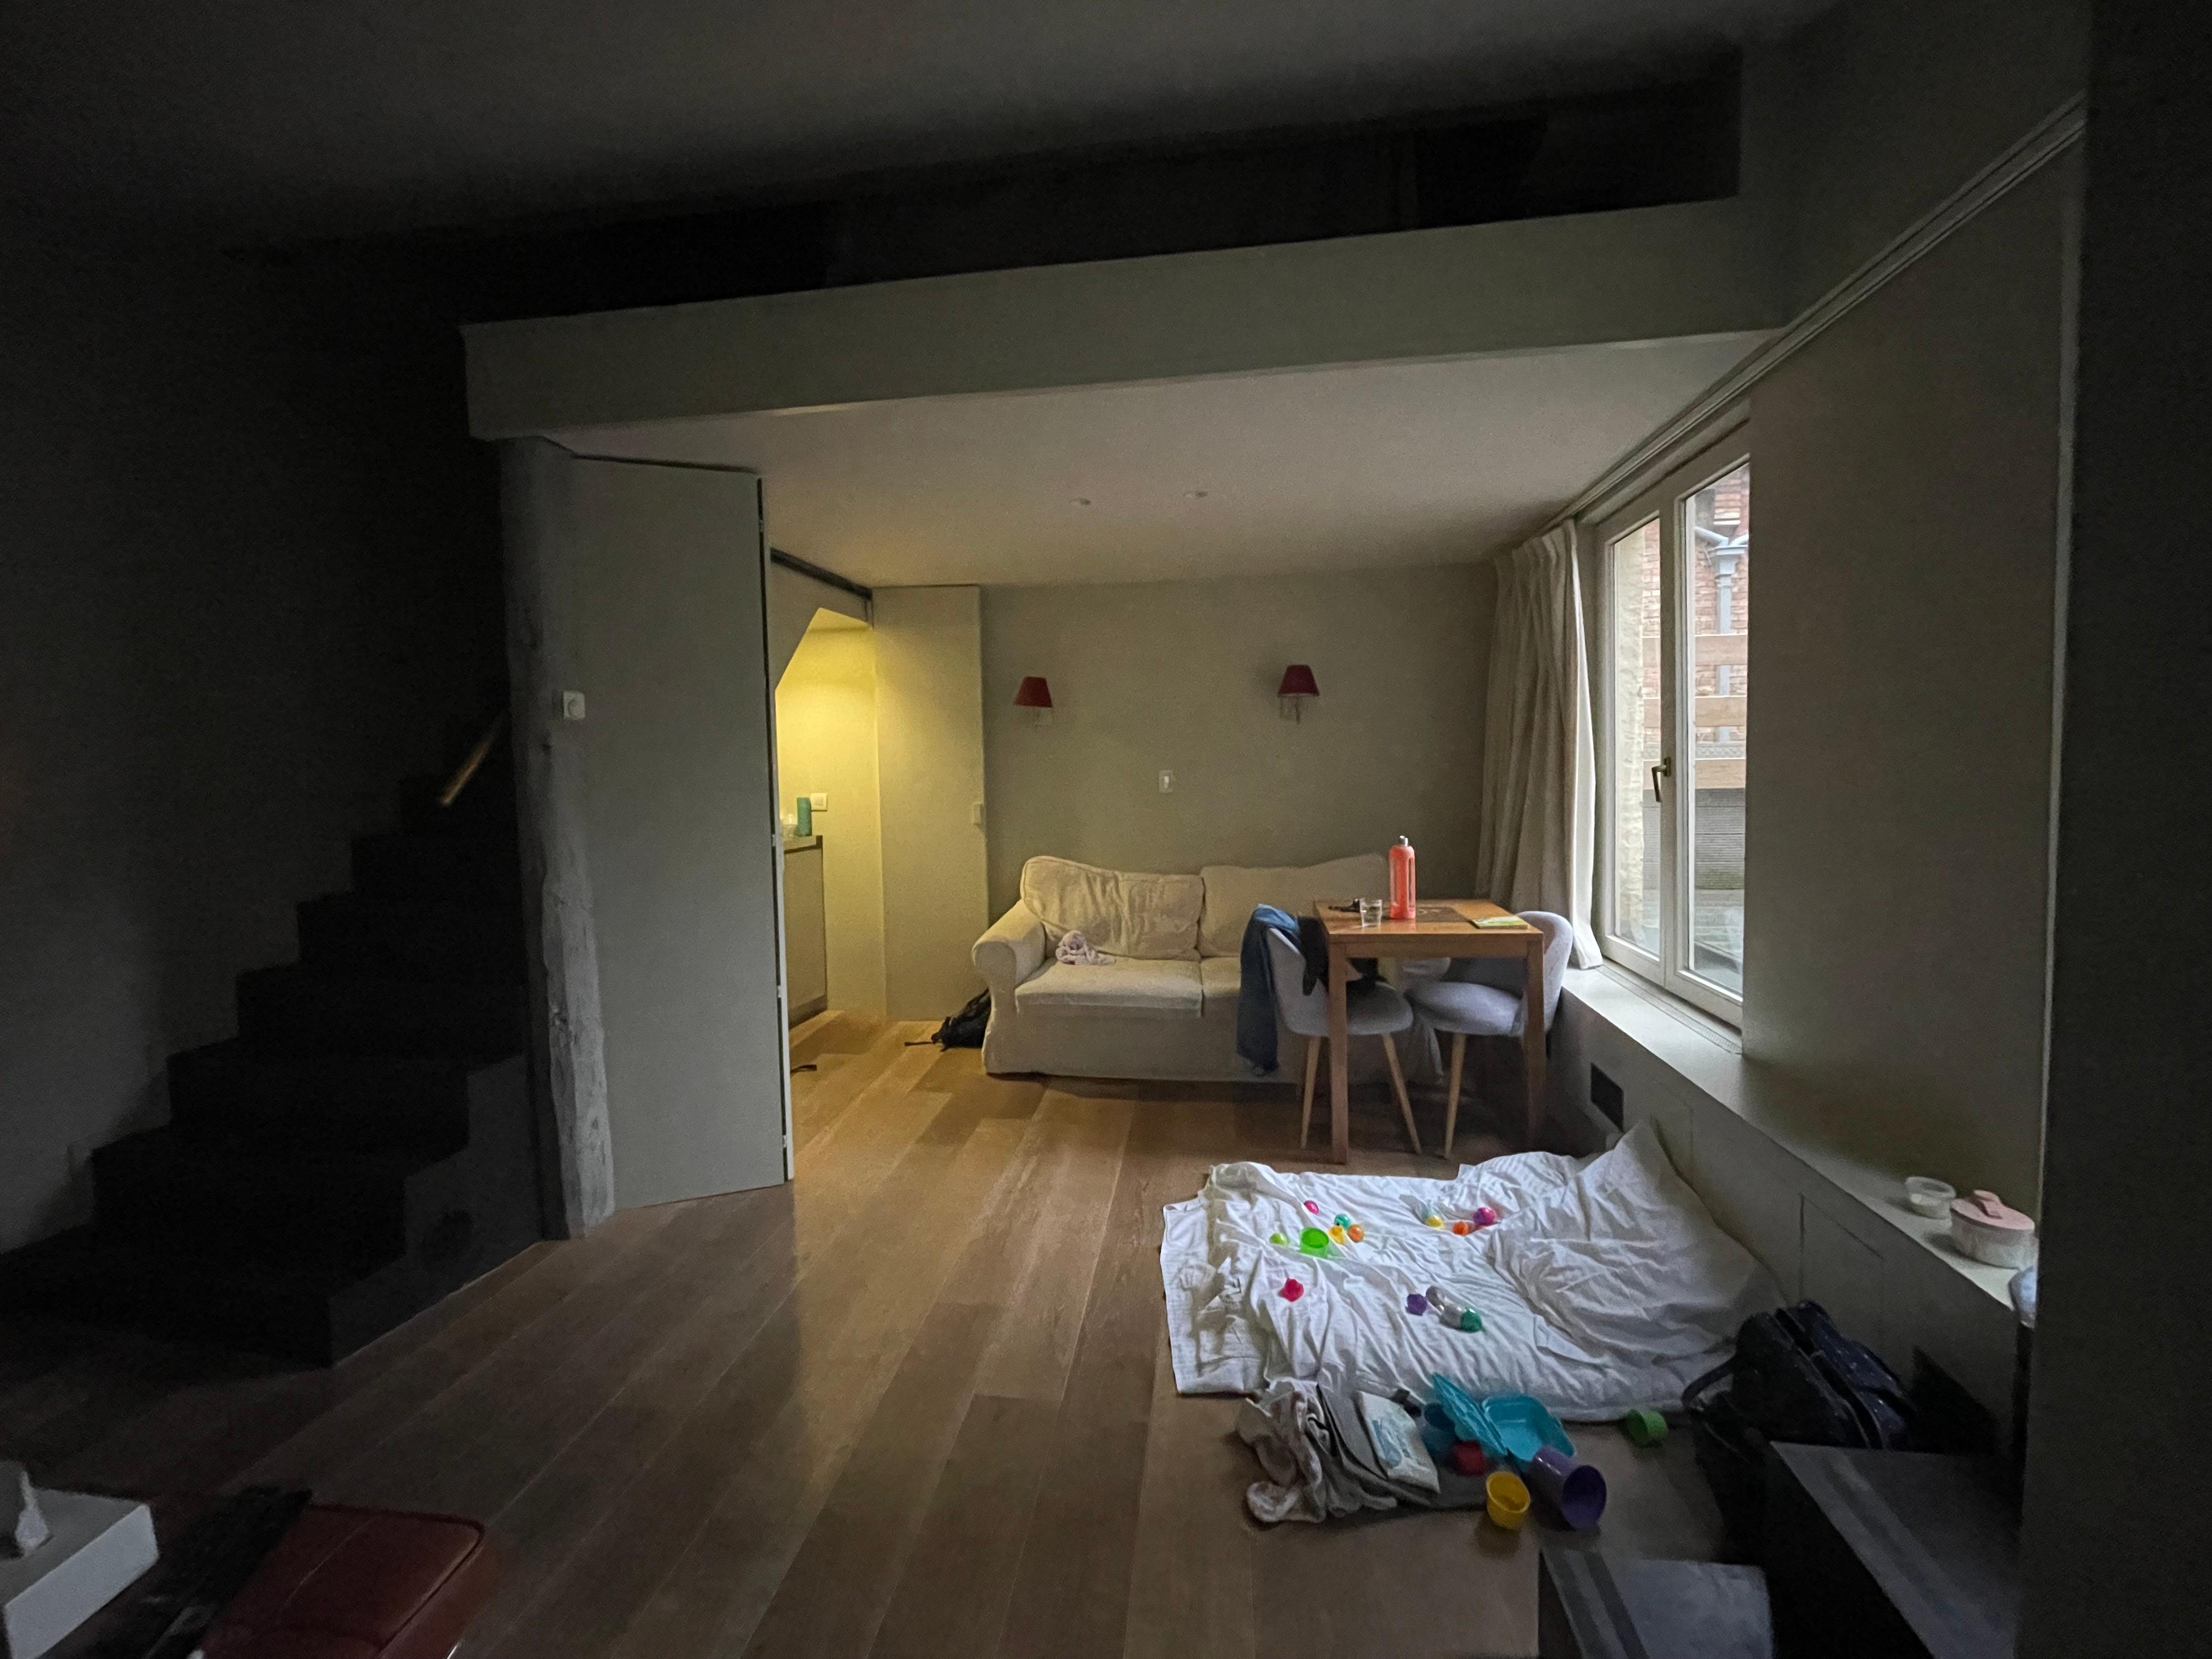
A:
1682 1301 1914 1555
933 990 991 1048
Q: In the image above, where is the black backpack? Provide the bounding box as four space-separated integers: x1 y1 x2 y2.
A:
932 990 991 1048
1683 1301 1915 1555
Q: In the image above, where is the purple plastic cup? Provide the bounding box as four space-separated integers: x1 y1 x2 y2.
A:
1526 1444 1607 1530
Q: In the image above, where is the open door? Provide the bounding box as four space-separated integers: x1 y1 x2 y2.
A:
506 445 792 1215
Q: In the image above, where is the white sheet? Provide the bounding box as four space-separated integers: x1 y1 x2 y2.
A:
1160 1122 1779 1419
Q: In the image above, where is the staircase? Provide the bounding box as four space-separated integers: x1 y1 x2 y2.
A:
0 739 543 1365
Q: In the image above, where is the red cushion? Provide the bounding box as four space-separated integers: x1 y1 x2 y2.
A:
202 1506 498 1659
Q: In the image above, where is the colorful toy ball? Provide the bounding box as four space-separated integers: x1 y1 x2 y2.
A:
1405 1292 1430 1316
1304 1199 1321 1214
1281 1278 1305 1301
1334 1214 1350 1227
1268 1232 1288 1246
1329 1224 1348 1245
1299 1226 1332 1255
1346 1224 1364 1243
1452 1219 1474 1235
1421 1209 1446 1228
1472 1205 1499 1228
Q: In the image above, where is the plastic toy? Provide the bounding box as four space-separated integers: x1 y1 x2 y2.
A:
1268 1232 1288 1246
1527 1445 1607 1529
1280 1277 1305 1301
1303 1199 1321 1215
1404 1291 1429 1316
1334 1214 1350 1227
1420 1206 1446 1228
1422 1285 1483 1333
1346 1224 1364 1243
1484 1470 1531 1531
1299 1226 1332 1255
1622 1408 1668 1447
1472 1205 1499 1228
1449 1442 1488 1478
1329 1224 1348 1245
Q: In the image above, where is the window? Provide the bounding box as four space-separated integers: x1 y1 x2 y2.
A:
1597 442 1751 1019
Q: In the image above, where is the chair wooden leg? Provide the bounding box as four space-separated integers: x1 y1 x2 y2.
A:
1443 1033 1466 1163
1382 1034 1420 1155
1299 1036 1321 1148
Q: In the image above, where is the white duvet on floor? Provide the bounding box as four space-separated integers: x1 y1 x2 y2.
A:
1160 1122 1779 1419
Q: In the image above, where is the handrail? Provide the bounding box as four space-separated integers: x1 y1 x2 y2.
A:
438 709 510 809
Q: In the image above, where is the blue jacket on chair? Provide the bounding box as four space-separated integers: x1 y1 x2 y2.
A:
1235 906 1302 1075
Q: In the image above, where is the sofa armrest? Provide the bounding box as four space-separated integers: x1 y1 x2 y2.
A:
974 902 1047 997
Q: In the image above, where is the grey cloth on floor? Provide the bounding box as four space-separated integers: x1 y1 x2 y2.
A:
1234 1379 1489 1524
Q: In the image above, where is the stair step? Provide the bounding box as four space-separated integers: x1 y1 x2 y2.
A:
297 893 523 984
352 831 521 904
236 966 526 1057
91 1127 432 1269
167 1041 477 1155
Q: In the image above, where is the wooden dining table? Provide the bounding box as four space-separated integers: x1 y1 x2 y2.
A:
1317 898 1546 1163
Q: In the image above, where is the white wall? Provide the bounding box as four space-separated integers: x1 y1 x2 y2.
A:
775 622 888 1015
873 587 990 1020
981 564 1493 911
1740 160 2070 1212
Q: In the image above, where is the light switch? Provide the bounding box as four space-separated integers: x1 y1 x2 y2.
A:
971 800 985 828
1158 770 1175 794
808 792 829 813
560 691 587 721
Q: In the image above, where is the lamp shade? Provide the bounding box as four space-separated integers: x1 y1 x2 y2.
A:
1276 664 1319 698
1013 675 1054 709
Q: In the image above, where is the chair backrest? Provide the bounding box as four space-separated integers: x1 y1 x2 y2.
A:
1448 910 1573 1023
1262 928 1330 1037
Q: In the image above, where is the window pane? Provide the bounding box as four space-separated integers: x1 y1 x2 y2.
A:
1607 518 1663 953
1685 461 1749 995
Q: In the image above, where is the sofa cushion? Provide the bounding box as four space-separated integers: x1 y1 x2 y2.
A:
1014 958 1204 1019
1197 853 1390 958
1020 856 1203 961
1197 955 1242 1013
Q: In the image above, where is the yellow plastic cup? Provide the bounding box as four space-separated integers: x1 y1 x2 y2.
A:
1485 1470 1531 1531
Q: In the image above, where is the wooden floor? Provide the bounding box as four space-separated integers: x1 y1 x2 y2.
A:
2 1012 1725 1658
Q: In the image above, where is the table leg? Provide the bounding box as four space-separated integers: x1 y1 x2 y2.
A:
1521 933 1547 1148
1328 943 1351 1164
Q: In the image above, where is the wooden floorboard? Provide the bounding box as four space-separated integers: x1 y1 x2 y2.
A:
1 1015 1727 1659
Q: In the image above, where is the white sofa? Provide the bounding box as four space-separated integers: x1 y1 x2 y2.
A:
972 853 1411 1082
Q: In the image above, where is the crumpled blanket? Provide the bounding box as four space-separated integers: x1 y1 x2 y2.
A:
1054 929 1113 965
1236 1379 1491 1524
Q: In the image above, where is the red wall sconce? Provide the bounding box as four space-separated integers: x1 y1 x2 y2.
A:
1277 664 1319 721
1014 675 1054 726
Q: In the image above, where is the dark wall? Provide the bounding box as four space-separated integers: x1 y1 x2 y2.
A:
2020 1 2212 1647
0 221 503 1251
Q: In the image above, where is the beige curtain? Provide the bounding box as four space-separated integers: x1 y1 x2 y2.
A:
1476 524 1601 968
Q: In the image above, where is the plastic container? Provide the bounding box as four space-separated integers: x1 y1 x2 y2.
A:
1388 837 1417 920
1526 1444 1608 1530
1622 1408 1668 1448
1904 1176 1956 1218
1485 1470 1531 1531
1950 1189 2037 1267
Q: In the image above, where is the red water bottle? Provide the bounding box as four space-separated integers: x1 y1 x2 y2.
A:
1387 836 1417 920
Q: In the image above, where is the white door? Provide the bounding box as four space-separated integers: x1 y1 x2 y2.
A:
569 456 791 1206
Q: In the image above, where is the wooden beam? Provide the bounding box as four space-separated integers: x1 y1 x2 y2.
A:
1695 633 1751 665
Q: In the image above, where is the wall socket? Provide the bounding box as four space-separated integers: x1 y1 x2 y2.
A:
807 792 828 812
560 690 587 721
1158 770 1175 793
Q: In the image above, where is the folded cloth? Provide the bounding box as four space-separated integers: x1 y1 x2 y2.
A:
1236 1379 1488 1524
1236 907 1381 1075
1054 929 1113 966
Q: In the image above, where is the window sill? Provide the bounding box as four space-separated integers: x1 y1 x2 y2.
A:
1559 966 2019 1314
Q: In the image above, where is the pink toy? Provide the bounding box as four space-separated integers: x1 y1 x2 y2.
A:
1282 1278 1305 1301
1472 1205 1499 1228
1304 1200 1321 1214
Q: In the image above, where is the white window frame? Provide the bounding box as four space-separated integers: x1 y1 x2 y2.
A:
1593 435 1750 1024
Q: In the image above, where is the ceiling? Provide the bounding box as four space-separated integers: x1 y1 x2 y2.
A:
1 2 1833 241
566 336 1765 587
